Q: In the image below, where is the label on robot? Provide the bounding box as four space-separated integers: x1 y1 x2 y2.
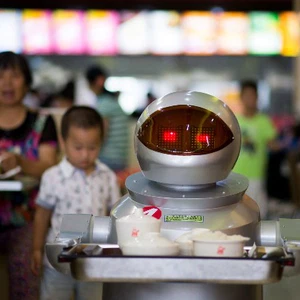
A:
143 206 162 219
164 215 204 223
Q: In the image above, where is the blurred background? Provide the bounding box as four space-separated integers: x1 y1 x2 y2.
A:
0 0 296 119
1 0 300 298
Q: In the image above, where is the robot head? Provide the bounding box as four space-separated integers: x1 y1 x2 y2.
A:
135 91 241 186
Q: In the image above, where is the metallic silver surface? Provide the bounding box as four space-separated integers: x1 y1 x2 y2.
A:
58 214 93 243
135 91 241 185
70 255 284 284
125 172 248 209
46 90 300 300
255 219 300 277
92 216 112 243
285 241 300 277
45 242 71 275
279 218 300 243
109 171 258 244
257 221 281 246
277 219 300 277
45 214 94 275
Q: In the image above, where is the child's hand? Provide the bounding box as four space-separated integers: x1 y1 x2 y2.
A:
31 250 43 276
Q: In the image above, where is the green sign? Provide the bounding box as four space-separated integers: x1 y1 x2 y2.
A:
164 215 204 223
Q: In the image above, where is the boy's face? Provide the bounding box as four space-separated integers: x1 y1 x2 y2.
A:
240 87 258 111
63 126 101 174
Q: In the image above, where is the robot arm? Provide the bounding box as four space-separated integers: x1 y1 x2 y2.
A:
258 218 300 277
45 214 112 274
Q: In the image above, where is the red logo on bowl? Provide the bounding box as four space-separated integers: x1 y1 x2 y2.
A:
131 228 140 237
217 246 226 255
143 206 162 219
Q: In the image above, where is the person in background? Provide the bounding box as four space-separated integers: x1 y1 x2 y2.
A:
40 80 75 109
266 120 299 202
85 65 130 173
0 51 58 299
131 91 157 119
233 80 277 218
23 88 41 109
50 80 75 109
31 106 120 300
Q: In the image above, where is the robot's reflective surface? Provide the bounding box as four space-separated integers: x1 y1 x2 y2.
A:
47 91 300 300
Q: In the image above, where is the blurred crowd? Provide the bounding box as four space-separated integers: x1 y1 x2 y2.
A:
1 51 300 300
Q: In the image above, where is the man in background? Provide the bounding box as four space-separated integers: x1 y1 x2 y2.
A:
233 80 277 218
85 65 129 173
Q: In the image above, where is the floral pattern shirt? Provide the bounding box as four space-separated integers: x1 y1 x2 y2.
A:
0 110 58 228
36 157 120 244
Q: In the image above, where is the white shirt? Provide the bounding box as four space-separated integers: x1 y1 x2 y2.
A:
36 157 120 244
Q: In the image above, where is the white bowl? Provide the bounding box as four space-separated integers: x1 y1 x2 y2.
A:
121 232 179 256
116 208 161 247
193 231 250 257
175 228 210 256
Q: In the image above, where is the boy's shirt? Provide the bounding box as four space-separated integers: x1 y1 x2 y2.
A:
233 113 276 179
36 157 120 245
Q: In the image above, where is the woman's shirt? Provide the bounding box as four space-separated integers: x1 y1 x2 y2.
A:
0 110 58 228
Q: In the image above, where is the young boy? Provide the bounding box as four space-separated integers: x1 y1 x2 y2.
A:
31 106 120 300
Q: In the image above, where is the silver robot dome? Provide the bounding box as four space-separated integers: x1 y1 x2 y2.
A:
135 91 241 186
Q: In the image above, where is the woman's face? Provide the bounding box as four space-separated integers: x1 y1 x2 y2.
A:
0 67 28 107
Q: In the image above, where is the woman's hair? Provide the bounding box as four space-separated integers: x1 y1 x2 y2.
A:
0 51 33 87
61 106 104 141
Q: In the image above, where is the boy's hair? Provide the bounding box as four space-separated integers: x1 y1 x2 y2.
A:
0 51 32 87
85 65 107 84
240 80 258 95
61 106 104 141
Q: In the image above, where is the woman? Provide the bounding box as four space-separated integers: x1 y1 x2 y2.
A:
0 51 58 299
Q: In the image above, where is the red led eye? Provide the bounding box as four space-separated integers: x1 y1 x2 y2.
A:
163 131 177 142
137 105 234 155
196 134 209 143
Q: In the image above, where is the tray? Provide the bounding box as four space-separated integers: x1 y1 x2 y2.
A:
58 244 294 284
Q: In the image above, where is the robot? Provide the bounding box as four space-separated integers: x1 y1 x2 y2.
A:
47 91 300 300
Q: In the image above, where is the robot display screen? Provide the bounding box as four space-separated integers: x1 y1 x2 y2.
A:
137 105 234 155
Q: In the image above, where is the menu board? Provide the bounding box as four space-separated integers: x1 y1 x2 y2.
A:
149 11 183 55
280 12 300 57
248 12 282 55
22 10 52 54
52 10 85 54
182 11 218 55
0 10 22 53
85 10 119 55
0 9 298 56
217 12 249 55
117 11 149 55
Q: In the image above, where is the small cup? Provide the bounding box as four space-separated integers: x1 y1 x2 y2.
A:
116 208 161 247
175 228 210 256
192 231 250 257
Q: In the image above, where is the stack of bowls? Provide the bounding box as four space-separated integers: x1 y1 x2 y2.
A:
116 208 179 256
